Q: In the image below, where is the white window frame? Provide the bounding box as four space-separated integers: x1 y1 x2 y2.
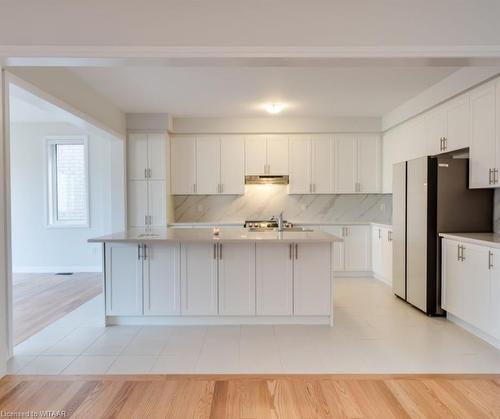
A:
46 135 90 228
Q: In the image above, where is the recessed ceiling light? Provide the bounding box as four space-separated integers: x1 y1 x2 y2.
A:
263 103 285 114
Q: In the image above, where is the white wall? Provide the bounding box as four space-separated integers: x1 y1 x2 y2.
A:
172 116 381 134
0 1 500 49
7 68 126 138
10 122 113 272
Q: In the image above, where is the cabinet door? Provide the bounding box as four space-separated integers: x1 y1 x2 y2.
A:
256 243 293 315
105 243 143 315
143 243 180 315
220 136 245 194
496 78 500 182
288 136 311 194
489 248 500 339
180 243 218 315
293 243 331 316
321 226 345 271
127 180 148 227
128 133 148 180
462 243 490 330
426 106 446 155
218 243 256 315
147 133 167 180
357 136 381 192
381 229 393 283
470 83 496 188
171 136 196 194
344 225 370 271
245 135 267 175
196 136 220 195
334 135 357 193
445 93 470 152
148 180 167 227
311 135 332 193
267 135 289 175
371 227 383 276
442 239 464 317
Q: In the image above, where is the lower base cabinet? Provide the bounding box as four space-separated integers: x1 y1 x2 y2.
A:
371 226 393 283
442 238 500 341
180 243 218 315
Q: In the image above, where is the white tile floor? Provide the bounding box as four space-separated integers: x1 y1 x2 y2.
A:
8 277 500 374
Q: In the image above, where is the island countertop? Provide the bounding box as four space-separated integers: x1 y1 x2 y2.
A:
89 227 343 244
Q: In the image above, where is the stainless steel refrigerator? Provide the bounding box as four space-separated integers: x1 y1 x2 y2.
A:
392 156 493 315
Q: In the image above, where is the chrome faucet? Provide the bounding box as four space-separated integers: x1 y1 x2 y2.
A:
276 212 285 232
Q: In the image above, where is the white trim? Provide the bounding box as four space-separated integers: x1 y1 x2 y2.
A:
45 135 90 228
106 315 331 326
447 313 500 350
2 45 500 59
12 266 102 274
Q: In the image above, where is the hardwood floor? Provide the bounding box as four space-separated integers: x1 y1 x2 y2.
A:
0 375 499 418
13 272 102 345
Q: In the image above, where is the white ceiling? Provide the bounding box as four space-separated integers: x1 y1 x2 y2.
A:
70 66 459 117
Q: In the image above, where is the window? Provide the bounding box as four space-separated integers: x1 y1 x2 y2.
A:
47 137 89 227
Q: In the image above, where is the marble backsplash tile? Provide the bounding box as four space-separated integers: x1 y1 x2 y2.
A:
174 185 393 224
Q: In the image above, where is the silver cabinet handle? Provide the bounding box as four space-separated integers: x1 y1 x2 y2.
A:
378 228 381 239
144 168 148 178
295 243 298 259
289 243 292 259
489 169 493 185
219 243 222 260
138 244 142 260
495 168 499 184
221 184 224 193
388 231 392 242
461 246 466 261
213 243 217 259
489 251 494 270
457 244 460 261
143 244 147 260
440 137 444 151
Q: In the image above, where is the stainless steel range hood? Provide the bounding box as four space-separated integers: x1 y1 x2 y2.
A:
245 175 289 185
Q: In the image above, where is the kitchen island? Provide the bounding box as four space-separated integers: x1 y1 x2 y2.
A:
89 228 342 326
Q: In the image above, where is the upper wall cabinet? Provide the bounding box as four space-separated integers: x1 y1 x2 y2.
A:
128 133 167 180
171 135 245 195
335 135 381 193
245 135 288 175
426 93 471 155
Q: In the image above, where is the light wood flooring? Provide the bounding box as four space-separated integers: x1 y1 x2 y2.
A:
0 374 499 418
13 272 102 345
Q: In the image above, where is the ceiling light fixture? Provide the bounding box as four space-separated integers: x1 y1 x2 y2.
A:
264 103 285 114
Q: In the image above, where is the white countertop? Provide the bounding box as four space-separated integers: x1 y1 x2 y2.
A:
439 233 500 249
169 221 392 228
89 227 343 244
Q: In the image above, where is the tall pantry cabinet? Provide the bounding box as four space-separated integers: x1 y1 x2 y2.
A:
127 133 169 227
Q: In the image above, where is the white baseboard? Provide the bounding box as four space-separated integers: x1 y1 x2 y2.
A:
373 272 392 287
106 315 331 326
334 271 373 278
13 266 102 274
447 313 500 350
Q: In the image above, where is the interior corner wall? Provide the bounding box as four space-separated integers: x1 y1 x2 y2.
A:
10 121 113 273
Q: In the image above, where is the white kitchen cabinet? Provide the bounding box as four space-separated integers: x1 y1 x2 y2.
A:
180 243 218 315
312 136 333 193
256 243 293 315
426 106 447 156
245 135 267 175
335 135 357 193
128 133 149 180
344 225 371 271
245 135 288 175
147 180 167 227
372 227 383 277
267 135 289 175
289 136 312 194
444 93 470 153
171 136 196 194
442 239 465 318
218 243 256 315
196 136 220 195
127 181 149 228
147 133 168 180
470 82 497 188
143 243 181 315
357 135 381 192
105 243 143 316
220 136 245 194
489 248 500 339
293 243 331 315
381 229 393 283
321 226 345 271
